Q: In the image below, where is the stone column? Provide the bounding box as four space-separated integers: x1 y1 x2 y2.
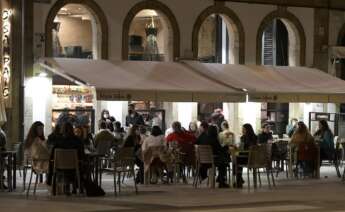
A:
313 8 330 72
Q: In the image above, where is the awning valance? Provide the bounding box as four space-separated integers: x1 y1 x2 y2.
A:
182 61 345 103
40 58 246 102
331 46 345 59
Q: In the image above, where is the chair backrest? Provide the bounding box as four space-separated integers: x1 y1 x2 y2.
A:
114 147 135 167
272 140 289 160
95 139 113 155
194 145 214 164
54 148 79 170
248 145 269 168
297 142 318 161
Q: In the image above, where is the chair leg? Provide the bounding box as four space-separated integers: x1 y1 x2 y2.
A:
266 168 271 189
33 173 39 196
270 169 276 187
133 167 138 194
23 167 27 191
76 170 81 195
247 168 250 191
26 170 33 198
117 172 121 195
258 169 262 187
114 171 117 196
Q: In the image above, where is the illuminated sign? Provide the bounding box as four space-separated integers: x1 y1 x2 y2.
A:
2 8 12 98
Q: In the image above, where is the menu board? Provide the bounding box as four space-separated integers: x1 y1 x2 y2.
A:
52 85 94 109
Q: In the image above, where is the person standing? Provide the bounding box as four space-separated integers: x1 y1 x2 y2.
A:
125 104 145 127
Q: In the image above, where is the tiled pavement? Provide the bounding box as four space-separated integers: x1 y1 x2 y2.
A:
1 166 345 212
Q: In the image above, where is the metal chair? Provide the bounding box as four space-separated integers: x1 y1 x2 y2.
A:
51 149 81 195
193 145 215 188
240 144 275 190
272 140 289 178
111 147 137 196
26 159 49 198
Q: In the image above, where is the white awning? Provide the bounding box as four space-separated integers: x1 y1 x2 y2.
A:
182 61 345 103
40 58 245 102
331 46 345 59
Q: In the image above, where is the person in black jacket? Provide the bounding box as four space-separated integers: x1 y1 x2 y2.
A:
48 122 85 194
196 125 230 188
125 104 145 127
235 123 258 188
257 123 273 144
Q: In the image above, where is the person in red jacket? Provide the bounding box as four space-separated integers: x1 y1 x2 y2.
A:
166 121 196 166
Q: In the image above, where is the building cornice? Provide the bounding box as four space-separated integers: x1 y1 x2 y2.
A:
216 0 345 10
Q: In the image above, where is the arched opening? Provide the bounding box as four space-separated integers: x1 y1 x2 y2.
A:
336 25 345 113
45 0 108 59
121 1 181 129
51 4 100 59
259 15 304 135
197 14 240 64
261 18 300 66
122 1 180 61
127 9 174 62
192 6 244 124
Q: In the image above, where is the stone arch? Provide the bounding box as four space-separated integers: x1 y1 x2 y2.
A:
122 0 180 61
192 5 245 64
256 9 306 66
45 0 109 59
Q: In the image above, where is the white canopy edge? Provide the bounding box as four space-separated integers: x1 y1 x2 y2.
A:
182 60 345 103
39 58 246 103
331 46 345 59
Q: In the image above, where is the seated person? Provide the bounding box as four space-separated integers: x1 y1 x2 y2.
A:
166 121 196 165
218 121 235 147
236 123 258 188
48 122 85 194
313 120 334 165
196 125 230 188
94 121 115 155
291 121 316 176
257 123 273 144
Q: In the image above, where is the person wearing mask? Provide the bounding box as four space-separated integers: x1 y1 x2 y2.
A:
196 125 230 188
99 109 116 132
123 125 144 184
313 120 334 165
257 123 273 144
94 121 115 155
24 121 50 173
235 123 258 188
125 104 145 127
218 121 235 147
